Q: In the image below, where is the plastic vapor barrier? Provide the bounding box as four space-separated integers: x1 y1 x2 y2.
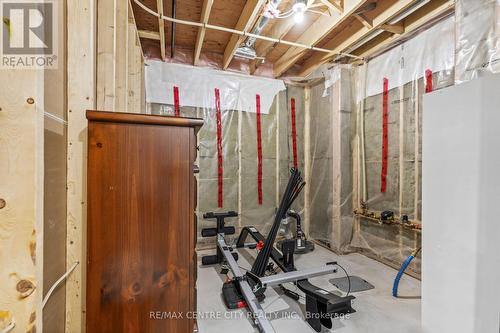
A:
146 62 304 247
347 18 455 275
142 8 500 274
456 0 500 84
306 66 354 252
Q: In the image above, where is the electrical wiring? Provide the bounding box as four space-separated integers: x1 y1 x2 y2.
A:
42 261 79 309
0 321 15 333
132 0 363 60
276 9 295 18
335 263 352 296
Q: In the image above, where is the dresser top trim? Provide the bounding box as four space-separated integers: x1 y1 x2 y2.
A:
86 110 204 128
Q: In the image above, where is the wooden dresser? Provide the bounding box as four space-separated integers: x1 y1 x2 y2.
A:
86 110 203 333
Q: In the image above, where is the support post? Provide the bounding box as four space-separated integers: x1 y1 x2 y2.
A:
66 0 96 332
275 93 281 207
303 87 311 236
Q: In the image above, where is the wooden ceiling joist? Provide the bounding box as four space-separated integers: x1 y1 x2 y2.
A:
273 0 369 77
251 15 296 74
330 0 344 13
130 0 454 78
320 0 343 14
194 0 214 65
138 29 161 40
222 0 267 70
354 0 454 60
156 0 166 60
298 0 420 77
381 22 404 34
354 13 373 28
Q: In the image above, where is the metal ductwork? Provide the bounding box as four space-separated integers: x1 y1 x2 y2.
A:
234 0 284 60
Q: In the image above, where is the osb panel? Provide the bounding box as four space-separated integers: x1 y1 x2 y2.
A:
265 11 322 63
203 0 246 53
141 38 162 60
132 0 200 52
315 16 363 48
257 0 295 38
131 0 444 77
163 0 201 49
133 0 248 55
131 0 159 32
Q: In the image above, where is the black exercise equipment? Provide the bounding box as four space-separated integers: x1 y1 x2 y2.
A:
201 211 238 265
276 210 315 254
201 168 356 333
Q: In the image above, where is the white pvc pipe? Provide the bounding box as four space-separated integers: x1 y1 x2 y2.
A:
132 0 363 60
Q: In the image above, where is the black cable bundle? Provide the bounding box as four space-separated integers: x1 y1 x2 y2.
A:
251 168 305 277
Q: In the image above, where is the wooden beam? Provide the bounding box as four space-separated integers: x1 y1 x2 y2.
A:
66 0 95 331
354 0 454 60
381 22 405 34
128 0 145 59
128 8 146 112
115 0 129 111
157 0 166 60
335 0 344 12
320 0 342 14
297 0 419 77
96 0 114 110
354 13 373 28
222 0 267 70
194 0 214 65
273 0 369 77
138 29 161 40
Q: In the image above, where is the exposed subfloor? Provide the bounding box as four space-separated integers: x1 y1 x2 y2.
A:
197 244 421 333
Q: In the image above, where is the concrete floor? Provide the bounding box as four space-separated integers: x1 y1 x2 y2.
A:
197 245 421 333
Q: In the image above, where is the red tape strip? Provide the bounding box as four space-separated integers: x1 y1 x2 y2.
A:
215 88 223 208
256 94 263 205
291 98 298 169
173 86 180 117
381 78 389 193
425 69 433 93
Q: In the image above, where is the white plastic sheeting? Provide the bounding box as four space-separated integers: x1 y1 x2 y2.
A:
341 17 458 275
456 0 500 84
146 82 303 247
307 68 354 252
363 16 455 98
145 61 286 114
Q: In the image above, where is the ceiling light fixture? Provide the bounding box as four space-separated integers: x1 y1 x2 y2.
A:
294 11 305 23
292 0 307 23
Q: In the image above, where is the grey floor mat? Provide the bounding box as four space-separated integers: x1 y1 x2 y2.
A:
329 275 375 293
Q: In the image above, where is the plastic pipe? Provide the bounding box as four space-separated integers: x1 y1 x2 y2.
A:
392 248 421 297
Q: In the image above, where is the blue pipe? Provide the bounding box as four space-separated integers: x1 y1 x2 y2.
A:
393 247 421 297
392 255 415 297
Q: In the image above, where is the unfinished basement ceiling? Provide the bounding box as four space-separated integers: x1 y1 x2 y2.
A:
131 0 455 77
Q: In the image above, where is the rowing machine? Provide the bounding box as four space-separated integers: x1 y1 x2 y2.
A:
276 210 315 254
201 169 355 333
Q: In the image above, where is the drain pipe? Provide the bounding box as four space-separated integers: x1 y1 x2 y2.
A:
171 0 176 58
